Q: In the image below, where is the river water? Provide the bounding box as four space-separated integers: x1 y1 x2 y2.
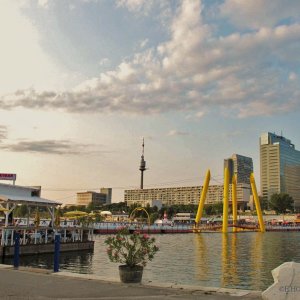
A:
4 232 300 291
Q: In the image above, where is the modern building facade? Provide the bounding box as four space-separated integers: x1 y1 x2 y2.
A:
124 183 250 210
260 132 300 210
77 188 112 207
224 154 253 184
100 188 112 204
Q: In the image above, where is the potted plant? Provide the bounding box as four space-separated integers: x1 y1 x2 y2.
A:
105 227 159 283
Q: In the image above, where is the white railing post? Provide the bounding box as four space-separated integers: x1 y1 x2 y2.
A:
11 229 14 246
1 228 4 246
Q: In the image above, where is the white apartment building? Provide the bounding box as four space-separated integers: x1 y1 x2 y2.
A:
124 183 250 210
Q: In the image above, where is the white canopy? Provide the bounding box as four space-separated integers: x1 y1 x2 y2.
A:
0 182 61 227
100 211 112 215
0 194 61 206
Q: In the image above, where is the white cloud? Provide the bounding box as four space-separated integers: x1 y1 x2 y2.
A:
195 111 205 119
38 0 49 9
99 58 110 66
220 0 300 29
0 0 300 118
140 38 149 49
116 0 152 14
289 72 297 81
168 130 190 136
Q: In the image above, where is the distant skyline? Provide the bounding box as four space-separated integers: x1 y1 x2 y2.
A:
0 0 300 204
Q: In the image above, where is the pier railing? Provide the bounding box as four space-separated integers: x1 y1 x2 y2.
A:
0 225 94 246
93 222 194 234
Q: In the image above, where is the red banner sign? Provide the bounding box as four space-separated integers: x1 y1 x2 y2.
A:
0 173 16 181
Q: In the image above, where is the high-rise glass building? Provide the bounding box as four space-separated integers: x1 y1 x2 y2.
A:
260 132 300 210
224 154 253 184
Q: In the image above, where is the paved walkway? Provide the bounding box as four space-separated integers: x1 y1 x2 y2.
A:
0 264 262 300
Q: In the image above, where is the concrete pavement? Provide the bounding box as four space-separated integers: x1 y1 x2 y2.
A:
0 264 262 300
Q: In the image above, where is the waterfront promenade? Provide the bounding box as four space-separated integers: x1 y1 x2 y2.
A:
0 264 261 300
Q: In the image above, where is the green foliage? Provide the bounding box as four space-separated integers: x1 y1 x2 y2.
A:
105 227 159 267
204 202 223 215
149 212 159 224
94 213 103 222
13 205 29 217
158 204 198 218
105 202 128 213
86 201 96 212
259 196 269 210
269 193 294 214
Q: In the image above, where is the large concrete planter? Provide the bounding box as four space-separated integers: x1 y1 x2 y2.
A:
119 265 143 283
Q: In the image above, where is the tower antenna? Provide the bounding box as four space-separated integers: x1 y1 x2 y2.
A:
139 138 147 189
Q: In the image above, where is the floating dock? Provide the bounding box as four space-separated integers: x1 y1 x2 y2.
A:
0 226 94 258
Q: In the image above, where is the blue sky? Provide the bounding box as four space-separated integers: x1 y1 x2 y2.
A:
0 0 300 204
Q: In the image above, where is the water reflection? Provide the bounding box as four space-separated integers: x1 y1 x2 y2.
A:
3 232 300 290
221 233 239 287
3 250 94 274
194 234 209 282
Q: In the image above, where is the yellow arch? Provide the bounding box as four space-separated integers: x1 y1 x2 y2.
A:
130 207 150 226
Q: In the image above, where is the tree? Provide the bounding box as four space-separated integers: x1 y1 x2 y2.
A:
204 204 214 215
150 212 159 224
259 196 269 211
269 193 294 214
14 204 29 217
87 201 96 212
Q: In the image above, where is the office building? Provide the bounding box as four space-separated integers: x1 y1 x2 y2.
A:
100 188 112 204
77 188 112 207
224 154 253 184
260 132 300 209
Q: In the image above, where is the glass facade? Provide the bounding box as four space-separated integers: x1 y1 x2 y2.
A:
224 154 253 185
260 132 300 210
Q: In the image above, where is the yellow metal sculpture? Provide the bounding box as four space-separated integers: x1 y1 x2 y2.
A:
232 175 238 233
194 169 211 230
222 167 229 233
250 173 265 232
193 168 265 233
130 207 150 226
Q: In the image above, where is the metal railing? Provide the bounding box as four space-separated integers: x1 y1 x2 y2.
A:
0 226 94 246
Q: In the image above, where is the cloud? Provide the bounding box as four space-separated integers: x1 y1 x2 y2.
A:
38 0 49 9
220 0 300 29
116 0 153 14
99 58 110 66
195 111 205 119
0 126 8 140
289 72 297 81
140 38 149 49
0 139 96 155
168 130 190 136
0 0 300 118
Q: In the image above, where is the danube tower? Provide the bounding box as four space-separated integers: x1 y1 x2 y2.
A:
139 138 147 189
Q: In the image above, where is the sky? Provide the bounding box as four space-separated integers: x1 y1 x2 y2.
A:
0 0 300 205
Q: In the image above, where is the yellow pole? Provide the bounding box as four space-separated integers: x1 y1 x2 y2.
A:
195 169 211 226
250 173 265 232
222 167 229 233
232 175 238 233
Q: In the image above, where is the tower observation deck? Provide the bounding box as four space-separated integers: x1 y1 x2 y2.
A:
139 138 146 189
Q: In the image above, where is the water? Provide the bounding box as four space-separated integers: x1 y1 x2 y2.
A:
4 232 300 291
